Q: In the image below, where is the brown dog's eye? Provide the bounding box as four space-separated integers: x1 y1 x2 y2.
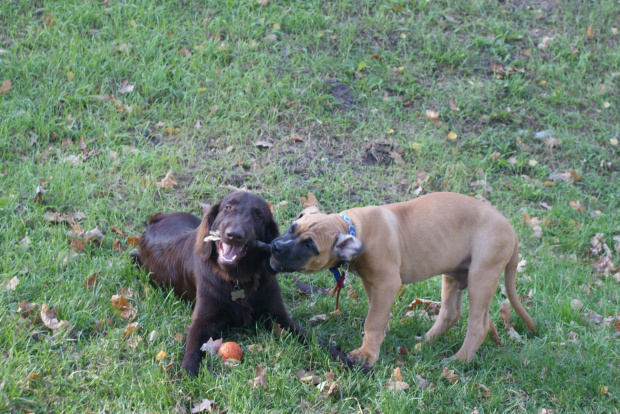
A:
224 205 232 211
254 213 263 221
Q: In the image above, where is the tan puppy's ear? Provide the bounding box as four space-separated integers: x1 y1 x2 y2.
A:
297 206 321 219
332 233 365 262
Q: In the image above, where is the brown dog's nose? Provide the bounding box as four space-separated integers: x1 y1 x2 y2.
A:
224 227 245 243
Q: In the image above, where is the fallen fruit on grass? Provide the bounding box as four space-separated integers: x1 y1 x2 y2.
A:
217 342 243 361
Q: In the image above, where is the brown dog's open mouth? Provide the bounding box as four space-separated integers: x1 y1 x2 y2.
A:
218 242 247 265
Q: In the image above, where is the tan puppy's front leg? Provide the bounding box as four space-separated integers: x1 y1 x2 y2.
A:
348 275 401 366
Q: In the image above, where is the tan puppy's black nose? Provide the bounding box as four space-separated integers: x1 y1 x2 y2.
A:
225 227 245 243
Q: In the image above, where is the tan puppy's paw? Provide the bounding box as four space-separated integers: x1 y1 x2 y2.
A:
348 348 379 367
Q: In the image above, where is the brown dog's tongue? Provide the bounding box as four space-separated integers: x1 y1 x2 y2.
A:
220 242 243 260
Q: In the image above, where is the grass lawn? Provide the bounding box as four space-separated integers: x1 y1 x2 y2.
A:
1 0 619 412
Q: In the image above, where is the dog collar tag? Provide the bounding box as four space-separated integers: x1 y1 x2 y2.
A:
231 281 245 301
231 289 245 301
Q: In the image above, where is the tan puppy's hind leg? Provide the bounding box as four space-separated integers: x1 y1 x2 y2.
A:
451 266 502 362
349 276 401 366
425 274 463 342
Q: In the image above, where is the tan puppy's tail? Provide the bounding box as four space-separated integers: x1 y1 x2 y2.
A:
504 234 535 332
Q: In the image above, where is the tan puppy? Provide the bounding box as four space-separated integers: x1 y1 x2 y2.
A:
270 192 535 367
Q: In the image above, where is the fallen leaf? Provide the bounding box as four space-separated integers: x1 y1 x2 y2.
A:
84 227 104 244
155 350 166 361
175 332 185 342
569 200 585 213
250 365 267 389
18 300 39 318
84 273 99 289
71 239 86 252
126 236 140 247
476 383 492 398
191 399 216 413
582 308 604 326
110 294 135 320
297 369 321 385
537 36 554 50
309 313 328 326
610 138 618 146
41 304 70 330
587 26 595 37
389 151 405 165
392 367 403 381
156 171 178 189
522 212 543 238
347 286 358 299
300 192 319 208
447 131 458 140
385 379 410 391
118 80 135 94
488 320 503 346
425 109 439 120
449 99 460 111
2 276 19 291
570 298 584 311
122 322 140 338
440 367 461 384
0 79 11 95
592 257 614 276
415 374 434 390
200 337 223 356
113 239 122 252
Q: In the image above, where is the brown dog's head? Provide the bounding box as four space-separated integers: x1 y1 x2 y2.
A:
197 191 278 268
270 206 365 273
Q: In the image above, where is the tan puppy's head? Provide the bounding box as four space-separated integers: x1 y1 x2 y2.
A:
270 206 365 273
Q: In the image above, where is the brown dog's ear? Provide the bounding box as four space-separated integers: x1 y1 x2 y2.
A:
265 218 280 244
297 206 321 219
195 202 221 261
331 233 365 262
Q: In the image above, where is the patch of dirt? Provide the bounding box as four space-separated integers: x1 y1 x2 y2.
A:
324 78 355 106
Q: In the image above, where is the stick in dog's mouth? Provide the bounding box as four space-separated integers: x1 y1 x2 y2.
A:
204 231 271 252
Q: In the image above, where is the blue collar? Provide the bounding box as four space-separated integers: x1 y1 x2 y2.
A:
328 213 355 282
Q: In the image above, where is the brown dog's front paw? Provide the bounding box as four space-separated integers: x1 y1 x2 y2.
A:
348 348 378 367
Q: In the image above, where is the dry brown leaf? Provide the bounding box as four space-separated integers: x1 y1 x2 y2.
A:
71 239 86 252
113 239 122 252
2 276 19 291
250 365 267 389
41 304 70 330
425 109 439 120
449 99 460 112
499 301 511 329
110 294 135 320
155 350 166 361
126 236 140 247
415 374 434 390
440 366 461 384
569 200 585 213
191 399 216 413
175 332 186 342
300 192 319 208
347 286 359 299
385 379 410 391
200 337 223 356
84 273 99 289
84 227 104 244
118 80 135 94
297 369 321 385
592 257 614 276
0 79 11 96
488 320 503 346
389 151 406 165
122 322 140 338
392 367 403 381
156 171 178 189
18 300 39 318
570 298 584 311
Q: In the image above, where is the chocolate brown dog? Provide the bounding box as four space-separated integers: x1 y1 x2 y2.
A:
270 192 535 367
133 191 354 375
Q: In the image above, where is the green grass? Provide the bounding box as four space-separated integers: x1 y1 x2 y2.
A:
1 0 619 412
